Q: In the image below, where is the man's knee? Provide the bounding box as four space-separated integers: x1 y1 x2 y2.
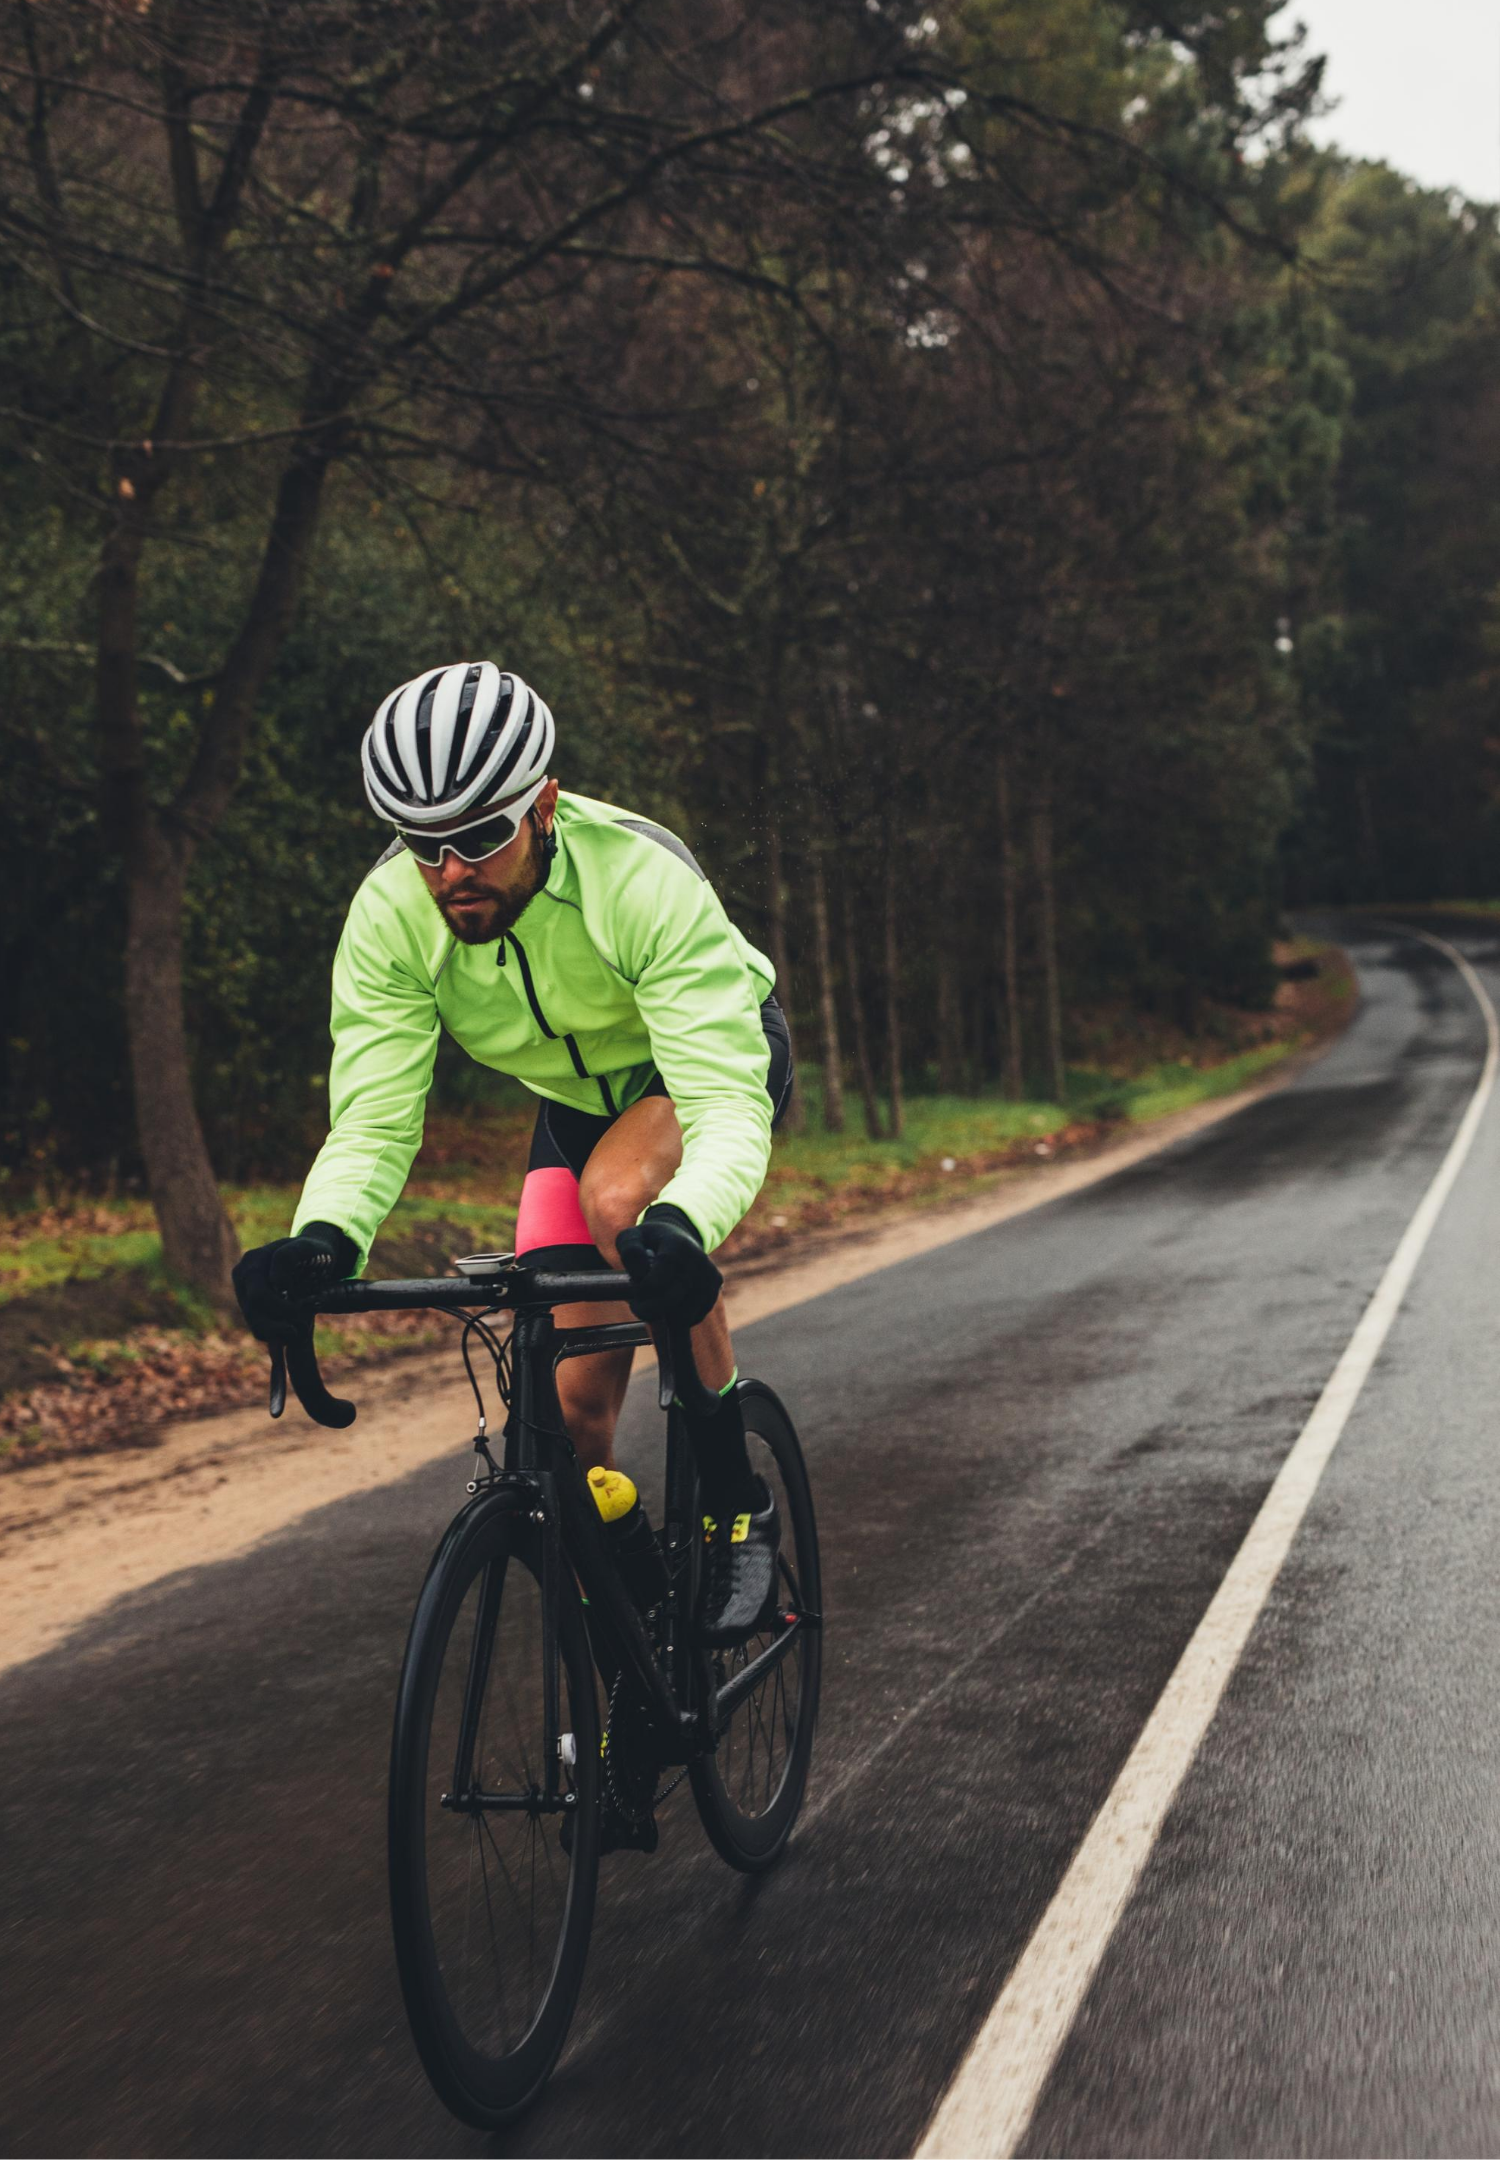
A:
580 1174 649 1263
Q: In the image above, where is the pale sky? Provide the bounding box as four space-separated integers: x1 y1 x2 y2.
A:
1276 0 1500 202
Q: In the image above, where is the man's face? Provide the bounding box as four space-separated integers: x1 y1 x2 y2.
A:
414 780 559 945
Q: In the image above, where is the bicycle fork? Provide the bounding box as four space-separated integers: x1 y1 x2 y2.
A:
440 1482 577 1821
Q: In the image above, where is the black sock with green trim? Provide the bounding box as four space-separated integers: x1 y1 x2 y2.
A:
683 1371 757 1521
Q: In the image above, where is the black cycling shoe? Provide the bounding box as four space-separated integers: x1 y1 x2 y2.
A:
699 1479 780 1648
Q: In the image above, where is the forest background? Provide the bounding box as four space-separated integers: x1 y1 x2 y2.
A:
2 0 1498 1348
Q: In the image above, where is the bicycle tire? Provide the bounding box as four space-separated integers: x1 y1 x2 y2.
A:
689 1381 822 1872
388 1493 600 2127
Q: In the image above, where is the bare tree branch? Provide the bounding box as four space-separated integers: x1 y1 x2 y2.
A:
0 637 220 689
16 0 78 309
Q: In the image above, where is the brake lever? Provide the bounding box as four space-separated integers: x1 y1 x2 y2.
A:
651 1322 677 1412
650 1319 723 1418
262 1304 356 1430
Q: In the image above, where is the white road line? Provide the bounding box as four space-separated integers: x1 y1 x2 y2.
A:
915 927 1499 2160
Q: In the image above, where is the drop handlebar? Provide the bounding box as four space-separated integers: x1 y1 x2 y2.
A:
264 1266 716 1430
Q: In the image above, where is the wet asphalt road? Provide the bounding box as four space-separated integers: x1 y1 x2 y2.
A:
4 916 1500 2158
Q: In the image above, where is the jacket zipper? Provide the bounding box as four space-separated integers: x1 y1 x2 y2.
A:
502 931 614 1113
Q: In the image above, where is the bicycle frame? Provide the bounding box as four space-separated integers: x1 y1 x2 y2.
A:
504 1300 719 1787
292 1266 813 1809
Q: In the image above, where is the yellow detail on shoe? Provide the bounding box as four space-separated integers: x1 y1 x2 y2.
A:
588 1467 638 1523
704 1511 752 1543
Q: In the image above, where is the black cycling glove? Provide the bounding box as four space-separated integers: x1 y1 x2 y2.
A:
615 1204 722 1327
232 1221 359 1342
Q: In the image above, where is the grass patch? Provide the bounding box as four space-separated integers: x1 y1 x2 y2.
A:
767 1093 1069 1182
1121 1043 1295 1122
0 1220 160 1305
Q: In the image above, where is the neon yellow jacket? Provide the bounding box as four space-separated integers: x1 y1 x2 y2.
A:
292 792 776 1262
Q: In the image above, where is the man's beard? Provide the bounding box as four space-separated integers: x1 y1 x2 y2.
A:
432 819 547 945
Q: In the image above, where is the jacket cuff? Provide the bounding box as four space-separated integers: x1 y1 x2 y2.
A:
641 1201 703 1246
299 1221 360 1277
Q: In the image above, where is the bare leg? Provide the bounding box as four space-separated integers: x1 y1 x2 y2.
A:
547 1322 634 1474
552 1097 737 1470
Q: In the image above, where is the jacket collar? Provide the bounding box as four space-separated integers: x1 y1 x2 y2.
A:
540 804 571 902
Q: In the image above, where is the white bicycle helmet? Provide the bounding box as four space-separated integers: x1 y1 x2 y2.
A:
361 662 555 833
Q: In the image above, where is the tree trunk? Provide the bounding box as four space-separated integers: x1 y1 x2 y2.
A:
840 873 885 1139
84 73 315 1308
935 847 962 1094
997 751 1024 1100
810 849 845 1131
97 419 342 1305
1032 784 1066 1106
97 500 240 1308
124 837 242 1298
765 812 807 1133
882 836 904 1139
174 431 342 841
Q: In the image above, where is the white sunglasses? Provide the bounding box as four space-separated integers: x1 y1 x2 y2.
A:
396 777 548 866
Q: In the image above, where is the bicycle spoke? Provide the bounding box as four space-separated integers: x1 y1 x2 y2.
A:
473 1819 512 2035
419 1539 581 2068
478 1805 531 1930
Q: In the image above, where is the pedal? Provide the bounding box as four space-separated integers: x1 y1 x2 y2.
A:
600 1807 659 1856
559 1802 659 1857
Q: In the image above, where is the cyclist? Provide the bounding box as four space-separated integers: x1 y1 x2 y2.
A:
233 662 792 1646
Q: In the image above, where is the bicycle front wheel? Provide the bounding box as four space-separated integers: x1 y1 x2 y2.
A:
388 1496 600 2128
690 1381 822 1872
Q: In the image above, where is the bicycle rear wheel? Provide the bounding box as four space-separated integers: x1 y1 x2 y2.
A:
388 1496 600 2128
689 1381 822 1871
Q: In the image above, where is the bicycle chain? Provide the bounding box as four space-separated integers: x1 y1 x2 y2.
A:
603 1671 659 1827
602 1670 695 1817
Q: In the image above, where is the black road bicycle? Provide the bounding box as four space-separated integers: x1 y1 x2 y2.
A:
266 1258 821 2129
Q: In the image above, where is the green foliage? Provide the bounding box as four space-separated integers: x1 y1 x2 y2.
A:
1285 161 1500 900
0 467 666 1181
0 0 1439 1198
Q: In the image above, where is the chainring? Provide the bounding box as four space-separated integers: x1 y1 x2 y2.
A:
603 1676 662 1827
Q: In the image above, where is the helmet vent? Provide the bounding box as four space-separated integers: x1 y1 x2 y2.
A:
360 662 554 830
